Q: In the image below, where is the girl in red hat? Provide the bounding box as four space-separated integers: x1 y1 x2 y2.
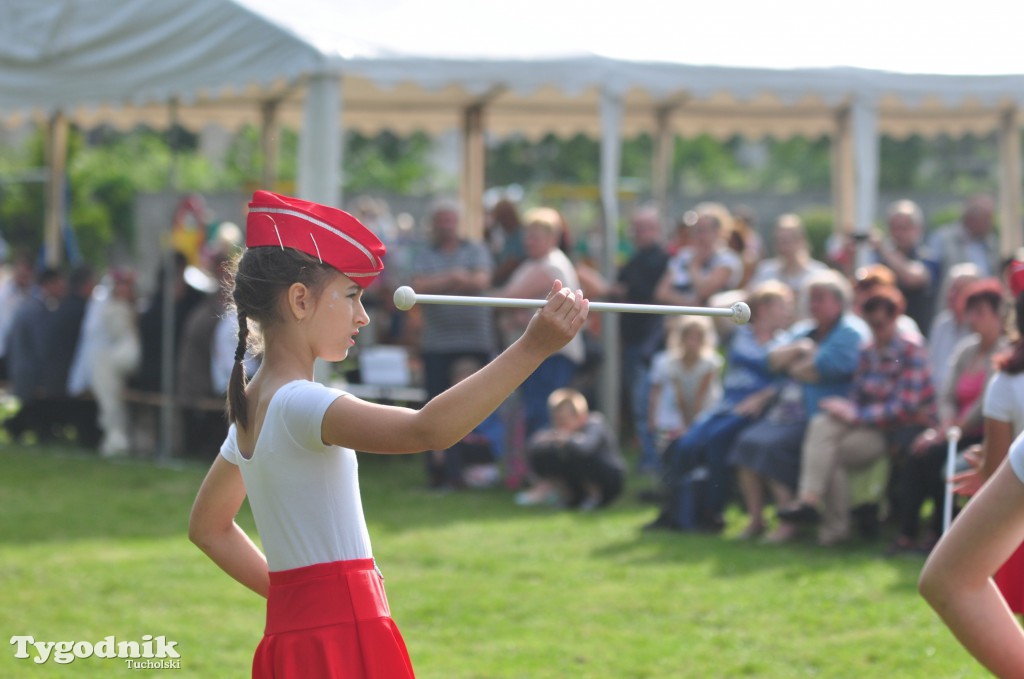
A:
188 191 589 678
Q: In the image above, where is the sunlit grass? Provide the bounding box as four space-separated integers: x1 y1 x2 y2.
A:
0 445 986 678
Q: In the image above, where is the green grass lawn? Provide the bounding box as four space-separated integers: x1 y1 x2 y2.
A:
0 444 988 678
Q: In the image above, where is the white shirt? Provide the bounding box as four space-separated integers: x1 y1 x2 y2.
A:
983 371 1024 436
648 350 723 431
1007 429 1024 485
220 380 372 571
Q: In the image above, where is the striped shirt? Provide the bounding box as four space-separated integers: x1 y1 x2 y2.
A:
411 241 496 354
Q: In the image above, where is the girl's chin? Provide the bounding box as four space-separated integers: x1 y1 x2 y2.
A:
322 348 350 363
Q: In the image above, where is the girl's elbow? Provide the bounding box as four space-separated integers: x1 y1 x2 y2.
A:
917 565 940 604
918 559 956 610
187 519 210 550
187 514 222 552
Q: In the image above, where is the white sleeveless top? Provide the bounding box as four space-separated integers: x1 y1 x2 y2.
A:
220 380 373 572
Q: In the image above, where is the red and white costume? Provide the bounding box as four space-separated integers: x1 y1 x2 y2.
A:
221 380 414 678
222 192 412 678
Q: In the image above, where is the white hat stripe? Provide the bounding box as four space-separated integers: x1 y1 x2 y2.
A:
249 206 378 268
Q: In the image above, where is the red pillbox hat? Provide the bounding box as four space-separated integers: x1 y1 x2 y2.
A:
245 190 385 288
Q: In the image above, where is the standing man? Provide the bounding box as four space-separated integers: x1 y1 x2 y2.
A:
411 201 497 488
928 194 1002 286
608 206 669 474
870 199 938 336
5 268 66 442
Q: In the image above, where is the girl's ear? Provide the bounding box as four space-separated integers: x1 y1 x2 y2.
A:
286 282 313 321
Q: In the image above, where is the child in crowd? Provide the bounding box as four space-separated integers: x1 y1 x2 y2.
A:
427 356 506 490
188 190 588 678
646 316 723 452
515 388 625 510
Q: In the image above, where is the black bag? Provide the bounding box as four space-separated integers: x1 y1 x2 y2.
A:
669 464 709 530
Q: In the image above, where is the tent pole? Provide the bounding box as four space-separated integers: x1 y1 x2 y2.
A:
851 95 879 268
831 105 855 258
260 99 280 191
998 105 1023 257
299 71 342 385
44 110 68 269
298 71 342 207
652 107 674 229
599 89 623 435
158 98 181 461
460 104 486 241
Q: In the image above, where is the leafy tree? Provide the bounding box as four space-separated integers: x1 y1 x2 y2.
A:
343 131 435 194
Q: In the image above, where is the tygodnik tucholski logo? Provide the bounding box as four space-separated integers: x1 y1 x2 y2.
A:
10 635 181 669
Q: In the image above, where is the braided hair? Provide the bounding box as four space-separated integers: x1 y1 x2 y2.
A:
225 247 335 430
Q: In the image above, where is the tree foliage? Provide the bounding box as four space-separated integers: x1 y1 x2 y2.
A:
343 131 435 194
0 122 1009 269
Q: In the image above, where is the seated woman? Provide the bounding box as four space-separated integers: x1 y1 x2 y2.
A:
729 270 866 542
655 202 743 310
746 213 828 296
777 286 937 546
642 281 794 532
893 278 1008 554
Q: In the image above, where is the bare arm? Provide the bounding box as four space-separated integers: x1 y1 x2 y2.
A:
188 456 269 598
691 262 734 302
493 260 555 300
982 417 1016 479
647 382 664 431
654 268 699 307
323 282 588 454
953 418 1016 496
788 354 821 384
876 242 931 289
920 461 1024 678
677 369 714 427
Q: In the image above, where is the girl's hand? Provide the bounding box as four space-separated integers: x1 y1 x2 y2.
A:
521 281 589 356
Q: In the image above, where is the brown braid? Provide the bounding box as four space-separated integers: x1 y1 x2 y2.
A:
226 311 250 430
223 246 336 431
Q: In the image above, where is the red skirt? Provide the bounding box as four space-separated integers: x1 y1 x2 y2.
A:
995 541 1024 615
252 559 415 678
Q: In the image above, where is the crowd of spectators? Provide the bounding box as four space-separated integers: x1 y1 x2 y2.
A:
0 226 249 458
2 191 1023 549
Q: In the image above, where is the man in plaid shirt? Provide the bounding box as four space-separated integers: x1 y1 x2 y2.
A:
778 285 937 545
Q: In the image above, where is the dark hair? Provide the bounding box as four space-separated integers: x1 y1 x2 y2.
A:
226 247 337 429
68 264 94 292
862 286 905 317
996 290 1024 374
491 199 521 231
36 267 63 286
963 278 1005 315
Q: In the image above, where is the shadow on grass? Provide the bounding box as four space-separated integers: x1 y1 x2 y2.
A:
586 499 927 597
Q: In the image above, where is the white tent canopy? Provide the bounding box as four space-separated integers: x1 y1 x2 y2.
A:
4 1 1024 236
4 0 1024 433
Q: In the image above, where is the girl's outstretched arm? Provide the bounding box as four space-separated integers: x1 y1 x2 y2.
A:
919 459 1024 678
323 281 588 454
189 456 270 597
